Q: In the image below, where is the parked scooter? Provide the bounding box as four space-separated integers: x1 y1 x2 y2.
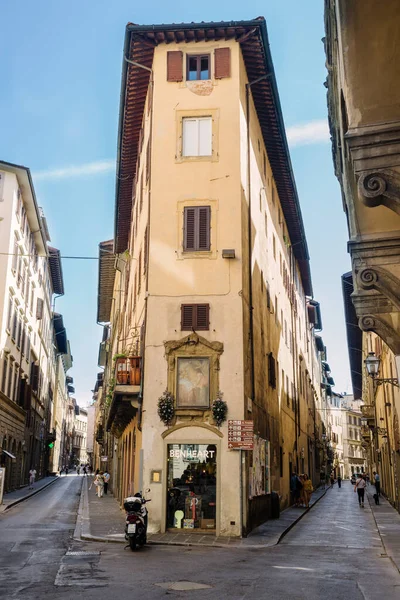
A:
124 490 151 551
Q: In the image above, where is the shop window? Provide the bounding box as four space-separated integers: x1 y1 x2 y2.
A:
167 443 217 531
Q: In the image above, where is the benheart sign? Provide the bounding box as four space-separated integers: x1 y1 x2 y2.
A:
228 420 254 450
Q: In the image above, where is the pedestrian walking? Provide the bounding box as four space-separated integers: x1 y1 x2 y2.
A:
103 470 110 495
330 471 335 487
373 471 381 496
65 466 69 476
77 466 80 475
89 465 93 476
290 472 303 507
29 468 37 489
83 466 87 476
354 474 366 507
302 474 314 508
337 474 342 488
94 472 105 498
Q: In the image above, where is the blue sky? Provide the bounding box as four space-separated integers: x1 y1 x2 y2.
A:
0 0 351 405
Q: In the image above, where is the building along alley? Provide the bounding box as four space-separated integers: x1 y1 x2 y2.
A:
0 476 399 599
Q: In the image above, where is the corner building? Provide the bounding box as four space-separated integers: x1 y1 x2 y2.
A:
108 18 324 536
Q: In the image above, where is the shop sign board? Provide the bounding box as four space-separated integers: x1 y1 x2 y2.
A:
100 456 108 462
228 420 254 450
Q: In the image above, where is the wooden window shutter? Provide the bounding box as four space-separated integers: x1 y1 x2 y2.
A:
36 297 44 320
307 304 317 325
146 141 150 182
214 47 231 79
181 305 194 330
143 227 148 274
268 352 276 388
196 304 209 330
139 172 144 213
138 251 142 293
198 206 210 250
167 51 183 82
184 207 196 251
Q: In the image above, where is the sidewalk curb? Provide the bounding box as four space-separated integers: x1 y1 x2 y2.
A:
0 477 60 513
276 485 330 545
76 478 330 550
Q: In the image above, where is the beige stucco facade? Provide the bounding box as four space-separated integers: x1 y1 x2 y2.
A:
99 19 328 537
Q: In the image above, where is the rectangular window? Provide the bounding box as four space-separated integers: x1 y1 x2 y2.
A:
187 54 210 81
36 297 44 320
12 238 18 272
286 375 290 407
7 360 13 398
181 304 210 331
273 235 276 259
1 356 8 393
182 117 212 157
6 297 12 331
183 206 211 251
268 353 276 388
138 251 142 294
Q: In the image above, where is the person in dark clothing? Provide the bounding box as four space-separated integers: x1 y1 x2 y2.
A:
373 471 381 496
337 474 342 488
355 475 366 507
290 472 302 507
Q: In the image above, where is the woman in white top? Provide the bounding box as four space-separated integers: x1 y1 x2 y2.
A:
355 475 366 507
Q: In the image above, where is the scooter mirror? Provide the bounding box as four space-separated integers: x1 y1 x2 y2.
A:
145 488 151 493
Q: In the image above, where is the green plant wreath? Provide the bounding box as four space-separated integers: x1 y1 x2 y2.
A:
157 390 175 425
212 392 227 427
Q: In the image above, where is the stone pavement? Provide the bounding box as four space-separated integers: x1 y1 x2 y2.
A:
366 485 400 573
0 475 59 513
76 475 329 548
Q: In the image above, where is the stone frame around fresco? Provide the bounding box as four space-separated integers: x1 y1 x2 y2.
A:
164 332 223 421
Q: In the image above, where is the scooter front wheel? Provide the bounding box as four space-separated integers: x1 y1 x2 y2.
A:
129 536 137 551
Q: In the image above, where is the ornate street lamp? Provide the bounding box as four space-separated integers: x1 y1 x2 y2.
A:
364 352 399 387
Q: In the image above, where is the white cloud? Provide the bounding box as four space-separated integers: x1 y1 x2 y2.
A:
286 119 330 147
33 159 115 181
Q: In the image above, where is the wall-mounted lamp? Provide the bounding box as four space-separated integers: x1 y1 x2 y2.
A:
364 352 399 387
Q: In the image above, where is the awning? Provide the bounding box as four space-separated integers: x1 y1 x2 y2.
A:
1 449 16 459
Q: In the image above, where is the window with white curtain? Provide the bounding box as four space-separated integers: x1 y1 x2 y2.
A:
182 116 212 157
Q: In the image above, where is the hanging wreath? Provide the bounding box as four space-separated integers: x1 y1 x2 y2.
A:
157 390 175 425
212 391 227 427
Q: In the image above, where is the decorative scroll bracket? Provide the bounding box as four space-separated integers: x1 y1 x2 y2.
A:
358 169 400 215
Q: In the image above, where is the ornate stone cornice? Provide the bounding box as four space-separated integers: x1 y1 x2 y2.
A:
164 332 223 356
358 169 400 215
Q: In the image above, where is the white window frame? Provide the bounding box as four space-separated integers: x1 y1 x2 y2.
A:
182 116 212 157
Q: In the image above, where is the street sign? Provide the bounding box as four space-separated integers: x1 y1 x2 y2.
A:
228 420 254 450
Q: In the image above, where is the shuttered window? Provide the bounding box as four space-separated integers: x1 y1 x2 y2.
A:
184 206 211 251
214 47 231 79
36 297 44 320
181 304 210 331
268 352 277 388
167 51 183 82
143 226 148 274
182 117 212 157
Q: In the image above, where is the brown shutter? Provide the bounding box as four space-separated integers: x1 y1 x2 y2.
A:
214 47 231 79
198 206 210 250
181 305 194 330
146 141 150 182
139 172 144 213
36 297 44 320
268 352 276 388
196 304 209 330
184 207 196 251
167 51 183 82
143 226 148 274
307 304 317 325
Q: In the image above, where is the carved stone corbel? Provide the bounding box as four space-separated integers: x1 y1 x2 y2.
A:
358 169 400 215
357 266 400 312
359 314 400 355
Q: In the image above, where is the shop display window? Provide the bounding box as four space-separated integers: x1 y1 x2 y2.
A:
167 443 216 531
